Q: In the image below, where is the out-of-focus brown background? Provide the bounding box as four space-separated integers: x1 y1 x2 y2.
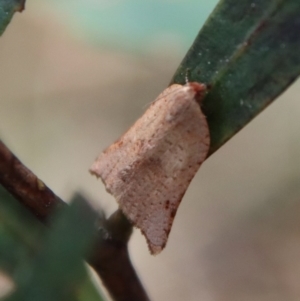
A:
1 1 300 300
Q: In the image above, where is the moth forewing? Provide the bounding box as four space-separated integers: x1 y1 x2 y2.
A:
90 82 209 254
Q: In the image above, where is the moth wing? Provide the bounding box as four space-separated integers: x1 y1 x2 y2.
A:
90 83 209 254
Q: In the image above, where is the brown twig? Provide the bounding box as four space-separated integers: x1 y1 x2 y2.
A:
89 209 150 301
0 140 150 301
0 140 66 223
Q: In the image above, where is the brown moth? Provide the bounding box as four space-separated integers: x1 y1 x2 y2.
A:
90 82 210 254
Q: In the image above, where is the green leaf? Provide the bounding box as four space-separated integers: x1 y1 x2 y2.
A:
0 186 44 276
0 186 105 301
0 0 25 36
78 275 105 301
171 0 300 155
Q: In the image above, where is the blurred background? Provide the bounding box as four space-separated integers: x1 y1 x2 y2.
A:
1 1 300 300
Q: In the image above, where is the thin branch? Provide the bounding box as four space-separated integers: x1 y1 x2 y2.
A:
89 209 150 301
0 140 66 223
0 140 150 301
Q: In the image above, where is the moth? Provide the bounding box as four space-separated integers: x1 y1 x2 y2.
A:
90 82 210 254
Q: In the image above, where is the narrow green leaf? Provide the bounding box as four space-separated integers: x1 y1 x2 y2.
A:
8 199 104 301
0 186 44 276
0 0 25 36
0 187 104 301
171 0 300 155
78 275 105 301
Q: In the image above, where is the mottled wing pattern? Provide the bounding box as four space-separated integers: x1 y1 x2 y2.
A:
90 83 209 254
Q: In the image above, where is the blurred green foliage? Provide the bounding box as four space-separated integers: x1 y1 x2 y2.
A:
0 186 105 301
